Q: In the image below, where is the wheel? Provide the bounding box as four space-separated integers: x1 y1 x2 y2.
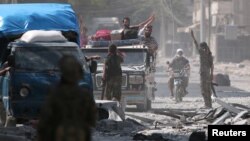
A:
136 104 145 112
174 86 182 103
146 98 151 110
136 98 151 112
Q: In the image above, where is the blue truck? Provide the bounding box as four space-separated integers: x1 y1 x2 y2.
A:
0 3 95 126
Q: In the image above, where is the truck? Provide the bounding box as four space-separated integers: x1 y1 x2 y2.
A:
0 3 96 126
82 41 157 111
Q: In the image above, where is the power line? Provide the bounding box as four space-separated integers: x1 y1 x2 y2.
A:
162 0 185 26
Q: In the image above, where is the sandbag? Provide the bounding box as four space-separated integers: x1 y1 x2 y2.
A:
20 30 67 43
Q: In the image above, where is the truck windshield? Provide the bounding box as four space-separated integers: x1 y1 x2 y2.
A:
83 49 146 65
15 47 87 72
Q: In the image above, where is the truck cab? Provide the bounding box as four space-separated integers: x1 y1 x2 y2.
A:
0 41 93 125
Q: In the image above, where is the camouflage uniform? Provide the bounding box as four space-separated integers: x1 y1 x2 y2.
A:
198 48 213 108
104 54 123 101
37 55 97 141
140 36 158 54
191 30 214 108
140 36 158 69
168 56 189 96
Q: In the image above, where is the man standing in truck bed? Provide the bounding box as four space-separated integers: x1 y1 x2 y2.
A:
139 25 158 70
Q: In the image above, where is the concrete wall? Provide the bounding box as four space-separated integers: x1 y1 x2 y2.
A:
233 0 250 33
211 34 250 62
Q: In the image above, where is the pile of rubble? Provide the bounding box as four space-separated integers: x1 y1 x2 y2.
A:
206 98 250 125
94 98 250 141
0 99 248 141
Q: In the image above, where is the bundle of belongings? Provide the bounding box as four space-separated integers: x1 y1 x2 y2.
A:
20 30 67 43
88 28 140 47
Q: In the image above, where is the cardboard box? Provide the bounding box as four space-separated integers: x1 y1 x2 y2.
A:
110 29 123 40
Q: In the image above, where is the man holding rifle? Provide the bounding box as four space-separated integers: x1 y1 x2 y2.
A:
191 30 214 108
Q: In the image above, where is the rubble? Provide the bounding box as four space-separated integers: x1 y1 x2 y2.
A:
96 100 125 121
133 133 170 141
236 64 245 68
95 118 145 136
93 98 249 140
0 126 36 141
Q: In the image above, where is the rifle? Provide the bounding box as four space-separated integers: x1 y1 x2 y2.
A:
211 82 218 97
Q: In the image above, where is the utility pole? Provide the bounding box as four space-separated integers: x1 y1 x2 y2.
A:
208 0 211 46
170 0 175 57
200 0 206 42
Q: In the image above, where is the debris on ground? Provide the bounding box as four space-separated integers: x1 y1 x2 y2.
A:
0 126 36 141
93 98 249 141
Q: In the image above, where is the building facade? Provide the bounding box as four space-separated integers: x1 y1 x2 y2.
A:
192 0 250 62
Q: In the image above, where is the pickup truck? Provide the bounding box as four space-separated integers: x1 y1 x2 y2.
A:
82 41 157 111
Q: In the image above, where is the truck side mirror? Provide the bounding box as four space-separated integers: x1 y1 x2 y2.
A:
89 60 97 73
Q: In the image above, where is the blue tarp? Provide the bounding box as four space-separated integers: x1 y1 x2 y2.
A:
0 3 79 38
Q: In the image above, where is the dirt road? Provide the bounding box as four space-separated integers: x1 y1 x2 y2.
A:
92 57 250 141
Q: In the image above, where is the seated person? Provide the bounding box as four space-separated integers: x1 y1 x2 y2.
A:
167 49 190 98
121 14 155 40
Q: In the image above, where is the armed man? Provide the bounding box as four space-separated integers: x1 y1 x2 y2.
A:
191 30 214 108
139 25 158 70
102 44 124 102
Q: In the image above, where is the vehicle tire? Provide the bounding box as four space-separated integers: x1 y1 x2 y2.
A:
136 104 146 112
0 102 7 127
146 98 151 111
174 86 182 103
136 98 151 112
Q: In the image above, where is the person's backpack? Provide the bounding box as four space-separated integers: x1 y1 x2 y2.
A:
106 55 122 79
123 28 138 39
